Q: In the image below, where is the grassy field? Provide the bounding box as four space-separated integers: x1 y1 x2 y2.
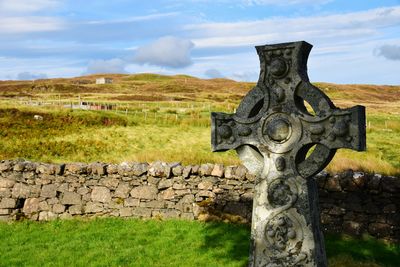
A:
0 218 398 267
0 74 399 175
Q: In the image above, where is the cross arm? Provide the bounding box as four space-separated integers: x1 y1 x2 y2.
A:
211 112 260 152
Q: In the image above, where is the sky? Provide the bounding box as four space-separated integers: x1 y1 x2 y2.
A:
0 0 399 84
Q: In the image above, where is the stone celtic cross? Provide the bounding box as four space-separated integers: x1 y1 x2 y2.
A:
211 41 366 267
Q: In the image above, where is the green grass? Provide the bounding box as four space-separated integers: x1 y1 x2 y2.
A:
0 219 398 267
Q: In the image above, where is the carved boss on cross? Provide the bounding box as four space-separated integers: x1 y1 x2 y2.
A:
211 41 366 266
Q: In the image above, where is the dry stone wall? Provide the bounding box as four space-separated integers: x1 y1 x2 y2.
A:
0 160 399 242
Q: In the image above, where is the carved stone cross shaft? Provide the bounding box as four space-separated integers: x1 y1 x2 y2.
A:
211 41 366 267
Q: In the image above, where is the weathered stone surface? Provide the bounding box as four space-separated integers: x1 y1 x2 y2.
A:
89 163 107 175
53 204 65 214
132 207 152 217
91 186 111 203
120 207 133 217
23 198 40 214
69 205 83 215
182 166 192 178
65 163 87 174
61 191 81 205
158 179 173 190
114 183 131 198
39 211 57 221
198 181 213 190
152 209 181 219
210 41 366 266
11 183 30 198
0 161 13 172
0 178 16 188
124 198 140 207
199 163 214 176
211 164 224 177
148 161 170 177
0 198 16 209
325 176 342 192
85 202 104 213
36 164 56 175
172 164 183 176
130 185 158 200
41 184 57 198
368 223 391 237
160 188 175 200
0 188 10 198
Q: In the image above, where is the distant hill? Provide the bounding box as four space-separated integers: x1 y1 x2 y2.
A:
0 73 399 113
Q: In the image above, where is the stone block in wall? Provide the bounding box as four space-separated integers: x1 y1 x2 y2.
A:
172 164 183 176
198 180 213 190
199 163 214 176
152 209 180 219
0 188 11 198
224 166 237 179
120 207 133 217
172 183 186 190
343 221 363 236
69 205 83 215
196 190 216 198
132 162 149 176
175 189 191 197
383 204 397 214
382 176 400 193
158 179 173 190
85 202 104 213
130 185 158 200
141 200 165 209
22 198 40 214
132 207 152 218
181 213 194 220
65 163 87 174
36 164 57 175
368 223 392 238
148 161 170 177
124 198 140 207
41 184 57 198
99 178 119 190
235 166 247 180
160 188 175 200
0 198 16 209
39 201 50 211
0 161 13 172
11 183 30 198
106 164 118 174
89 163 107 176
0 178 16 188
114 183 130 198
91 186 111 203
61 191 81 205
352 172 366 188
367 174 382 191
182 166 192 178
39 211 57 221
53 204 65 214
13 162 27 172
191 165 200 175
211 164 224 177
325 176 342 192
0 209 10 215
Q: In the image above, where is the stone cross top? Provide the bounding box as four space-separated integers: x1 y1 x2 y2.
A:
211 41 366 267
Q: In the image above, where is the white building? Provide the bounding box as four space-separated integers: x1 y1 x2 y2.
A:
96 77 113 84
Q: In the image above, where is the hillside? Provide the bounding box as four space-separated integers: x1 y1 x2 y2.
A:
1 74 399 113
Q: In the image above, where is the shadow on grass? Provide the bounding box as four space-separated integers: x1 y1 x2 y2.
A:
325 233 400 267
200 221 251 266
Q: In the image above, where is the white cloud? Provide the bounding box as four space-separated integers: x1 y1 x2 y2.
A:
375 44 400 61
0 17 64 33
86 58 127 74
133 36 194 68
186 7 400 48
242 0 332 6
0 0 60 14
17 72 48 80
